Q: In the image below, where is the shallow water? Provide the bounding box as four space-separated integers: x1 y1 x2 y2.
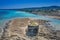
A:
0 10 60 30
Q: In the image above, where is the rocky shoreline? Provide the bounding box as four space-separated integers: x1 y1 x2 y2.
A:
0 18 58 40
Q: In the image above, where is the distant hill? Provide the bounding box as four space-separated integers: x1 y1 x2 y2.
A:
0 6 60 16
19 6 60 16
20 6 60 10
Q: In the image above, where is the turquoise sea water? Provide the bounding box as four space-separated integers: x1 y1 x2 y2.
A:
0 10 60 30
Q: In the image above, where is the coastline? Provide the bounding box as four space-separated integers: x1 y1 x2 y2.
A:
45 16 60 20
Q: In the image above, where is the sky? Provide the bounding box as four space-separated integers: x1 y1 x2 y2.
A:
0 0 60 9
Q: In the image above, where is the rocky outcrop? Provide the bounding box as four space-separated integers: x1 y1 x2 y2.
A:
1 18 56 40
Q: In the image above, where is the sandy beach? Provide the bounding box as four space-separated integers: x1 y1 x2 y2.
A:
45 16 60 20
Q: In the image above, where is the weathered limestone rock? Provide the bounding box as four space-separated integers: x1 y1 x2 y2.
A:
1 18 56 40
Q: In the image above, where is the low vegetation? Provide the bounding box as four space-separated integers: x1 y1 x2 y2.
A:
19 6 60 16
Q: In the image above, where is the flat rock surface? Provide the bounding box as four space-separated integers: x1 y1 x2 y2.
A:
0 18 57 40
